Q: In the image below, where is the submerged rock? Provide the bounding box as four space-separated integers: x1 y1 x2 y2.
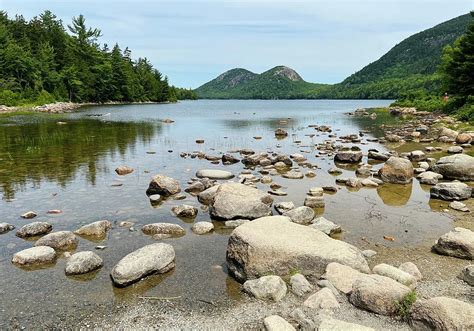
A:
243 275 287 301
35 231 78 250
115 166 134 175
142 223 185 237
65 251 103 275
210 183 273 220
110 243 175 287
0 223 15 234
433 227 474 259
171 205 198 218
12 246 56 266
378 157 414 184
226 216 369 282
16 222 52 238
146 174 181 196
410 297 474 330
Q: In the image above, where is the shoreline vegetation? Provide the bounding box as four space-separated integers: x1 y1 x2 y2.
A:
0 10 197 110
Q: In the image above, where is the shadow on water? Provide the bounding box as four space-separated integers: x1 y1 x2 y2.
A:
0 117 159 199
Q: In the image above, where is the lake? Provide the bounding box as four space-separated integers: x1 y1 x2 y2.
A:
0 100 454 327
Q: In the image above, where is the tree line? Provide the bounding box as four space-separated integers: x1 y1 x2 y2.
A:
0 11 196 106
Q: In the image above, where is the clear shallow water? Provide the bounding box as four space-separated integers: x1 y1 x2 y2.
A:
0 100 453 325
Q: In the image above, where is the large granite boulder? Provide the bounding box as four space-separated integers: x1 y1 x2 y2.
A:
210 183 273 220
110 243 175 287
431 154 474 181
146 174 181 196
430 182 472 201
349 274 411 315
433 227 474 259
378 157 414 184
226 216 369 282
410 297 474 330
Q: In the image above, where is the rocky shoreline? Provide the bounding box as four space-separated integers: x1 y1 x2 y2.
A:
2 105 473 329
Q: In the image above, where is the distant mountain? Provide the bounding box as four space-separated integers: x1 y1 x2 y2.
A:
195 66 327 99
196 13 472 99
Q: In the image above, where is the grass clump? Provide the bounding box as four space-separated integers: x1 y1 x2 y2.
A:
396 291 417 320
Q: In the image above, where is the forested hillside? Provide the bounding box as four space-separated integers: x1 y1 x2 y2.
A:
0 11 195 106
196 13 472 101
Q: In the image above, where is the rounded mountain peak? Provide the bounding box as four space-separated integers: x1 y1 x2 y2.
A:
265 66 303 82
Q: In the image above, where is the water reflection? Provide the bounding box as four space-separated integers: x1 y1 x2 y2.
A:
0 118 159 199
377 183 413 206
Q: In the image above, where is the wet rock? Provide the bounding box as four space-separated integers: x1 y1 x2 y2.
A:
196 169 234 180
449 201 470 212
334 151 363 163
304 288 339 309
318 318 374 331
290 273 313 296
349 274 411 315
74 220 112 238
197 185 220 205
261 175 272 184
282 170 304 179
448 146 464 154
456 133 472 144
417 171 443 185
110 243 175 287
328 167 343 175
322 262 362 294
191 222 214 234
243 275 287 301
12 246 56 266
274 202 295 214
274 128 288 137
399 262 422 281
308 187 324 196
0 222 15 234
346 177 362 188
21 211 37 219
171 205 198 218
185 181 205 194
210 183 273 220
379 157 414 184
142 223 185 237
368 149 390 161
410 297 474 330
35 231 78 250
242 152 268 166
433 227 474 259
149 194 161 203
431 154 474 181
268 190 287 196
283 206 314 225
304 196 325 208
16 222 52 238
310 217 341 236
147 174 181 196
226 216 369 282
224 219 250 228
409 150 426 162
372 263 417 288
115 166 134 175
430 182 472 201
263 315 295 331
65 251 103 275
222 154 240 164
305 170 316 178
459 265 474 286
361 178 378 187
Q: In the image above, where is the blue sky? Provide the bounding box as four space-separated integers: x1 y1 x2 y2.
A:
1 0 472 88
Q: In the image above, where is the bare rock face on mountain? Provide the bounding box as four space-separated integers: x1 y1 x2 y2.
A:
226 216 369 282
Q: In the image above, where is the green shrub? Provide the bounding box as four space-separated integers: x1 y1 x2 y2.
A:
396 291 417 320
0 90 21 106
